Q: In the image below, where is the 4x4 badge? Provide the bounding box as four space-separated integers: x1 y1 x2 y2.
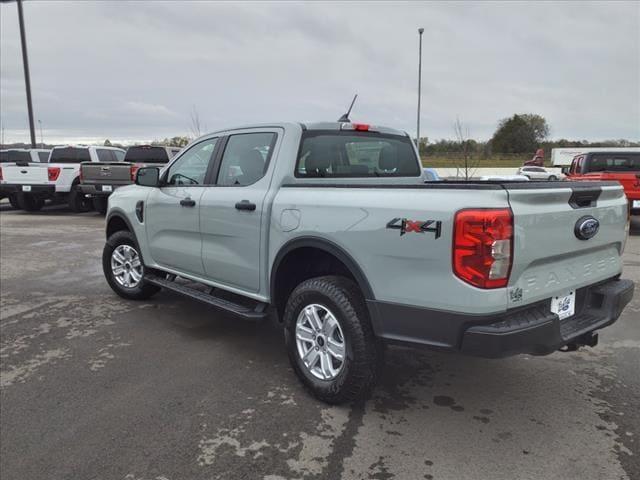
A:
386 218 441 238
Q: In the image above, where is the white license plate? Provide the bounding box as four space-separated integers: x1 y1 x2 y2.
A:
22 185 31 192
102 185 112 192
633 200 640 209
551 291 575 320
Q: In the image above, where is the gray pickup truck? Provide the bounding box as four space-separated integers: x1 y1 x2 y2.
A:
80 145 181 214
102 122 634 403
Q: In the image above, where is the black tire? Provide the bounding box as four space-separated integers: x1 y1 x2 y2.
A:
548 175 557 181
93 196 108 215
17 193 44 212
8 194 20 209
283 275 382 404
68 184 92 213
102 230 160 300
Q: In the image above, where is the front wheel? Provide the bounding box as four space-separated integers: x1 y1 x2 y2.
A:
283 276 382 404
548 175 557 181
102 230 160 300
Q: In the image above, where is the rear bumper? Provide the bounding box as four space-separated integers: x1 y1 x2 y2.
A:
79 184 118 196
368 277 634 358
0 184 56 196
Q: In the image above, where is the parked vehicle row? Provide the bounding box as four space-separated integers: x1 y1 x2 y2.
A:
0 146 126 212
100 121 634 403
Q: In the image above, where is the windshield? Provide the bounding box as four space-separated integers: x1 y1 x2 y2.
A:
50 147 91 163
586 153 640 172
296 131 420 178
125 146 170 164
0 151 32 163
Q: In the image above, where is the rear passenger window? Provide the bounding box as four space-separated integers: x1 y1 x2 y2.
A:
37 151 49 162
97 149 115 162
217 133 276 186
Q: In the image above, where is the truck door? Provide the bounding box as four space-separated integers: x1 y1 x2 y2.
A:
145 137 219 276
199 129 280 293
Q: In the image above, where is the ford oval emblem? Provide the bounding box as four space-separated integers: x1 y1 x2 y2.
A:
574 216 599 240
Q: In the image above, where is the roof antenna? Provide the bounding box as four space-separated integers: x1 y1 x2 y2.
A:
338 94 358 123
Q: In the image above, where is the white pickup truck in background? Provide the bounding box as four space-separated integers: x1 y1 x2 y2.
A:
0 149 51 208
0 145 125 212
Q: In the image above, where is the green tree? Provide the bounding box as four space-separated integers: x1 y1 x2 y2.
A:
490 114 549 153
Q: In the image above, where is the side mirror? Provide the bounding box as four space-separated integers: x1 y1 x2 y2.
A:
135 167 160 187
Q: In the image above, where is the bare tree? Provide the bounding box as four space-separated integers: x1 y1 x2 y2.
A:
188 105 205 138
453 117 479 180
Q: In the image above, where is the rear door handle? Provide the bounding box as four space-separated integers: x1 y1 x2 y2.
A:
235 200 256 211
180 198 196 207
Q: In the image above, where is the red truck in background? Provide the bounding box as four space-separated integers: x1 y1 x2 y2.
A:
566 151 640 214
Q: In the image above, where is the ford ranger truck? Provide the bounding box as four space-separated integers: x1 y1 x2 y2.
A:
0 145 125 212
80 145 181 214
101 122 634 404
566 151 640 215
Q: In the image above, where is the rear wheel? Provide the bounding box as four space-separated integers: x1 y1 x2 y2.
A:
93 196 108 215
68 184 92 213
548 175 557 181
102 230 160 300
8 194 20 209
18 193 44 212
283 275 382 404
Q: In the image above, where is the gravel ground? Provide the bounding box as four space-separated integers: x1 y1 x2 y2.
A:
1 201 638 480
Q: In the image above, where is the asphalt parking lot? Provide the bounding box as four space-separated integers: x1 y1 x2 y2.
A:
1 201 638 480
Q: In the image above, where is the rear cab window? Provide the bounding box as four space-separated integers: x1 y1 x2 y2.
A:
586 153 640 172
125 146 171 164
295 131 420 178
49 147 91 163
1 151 31 163
97 149 116 162
37 151 49 162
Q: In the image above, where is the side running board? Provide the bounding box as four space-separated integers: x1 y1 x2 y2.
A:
145 274 269 320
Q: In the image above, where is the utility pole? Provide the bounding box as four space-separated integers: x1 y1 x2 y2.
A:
17 0 37 148
38 119 43 147
416 28 424 153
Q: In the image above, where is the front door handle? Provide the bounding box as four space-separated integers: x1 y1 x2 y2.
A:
235 200 256 211
180 198 196 207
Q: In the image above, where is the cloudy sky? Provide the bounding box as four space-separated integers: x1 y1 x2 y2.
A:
1 1 639 145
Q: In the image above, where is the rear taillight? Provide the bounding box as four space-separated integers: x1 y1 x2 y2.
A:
48 167 61 181
130 165 140 181
453 208 513 289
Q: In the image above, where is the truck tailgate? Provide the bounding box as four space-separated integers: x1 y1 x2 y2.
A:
2 164 49 184
506 181 628 307
81 162 132 186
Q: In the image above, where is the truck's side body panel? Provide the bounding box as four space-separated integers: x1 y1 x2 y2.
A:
269 185 512 314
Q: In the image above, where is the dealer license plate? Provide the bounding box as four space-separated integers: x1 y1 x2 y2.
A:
551 291 575 320
22 185 31 192
102 185 112 192
632 200 640 209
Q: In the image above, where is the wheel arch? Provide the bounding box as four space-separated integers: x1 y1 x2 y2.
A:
106 211 135 239
270 237 375 318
